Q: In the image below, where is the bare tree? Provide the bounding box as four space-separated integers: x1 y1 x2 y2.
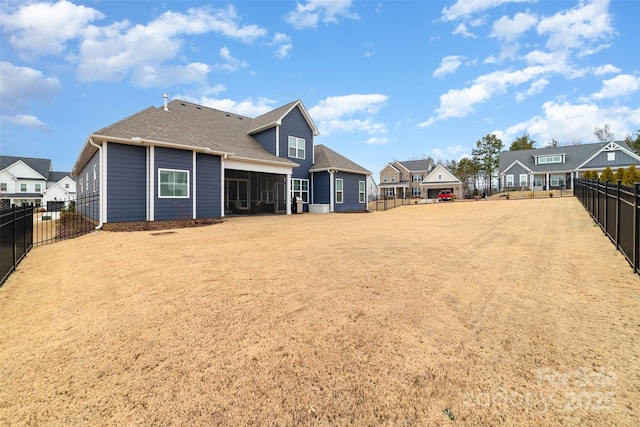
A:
594 124 614 144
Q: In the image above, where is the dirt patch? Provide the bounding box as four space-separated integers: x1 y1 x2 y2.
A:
1 198 638 426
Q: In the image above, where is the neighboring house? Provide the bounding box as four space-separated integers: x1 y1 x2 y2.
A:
419 164 464 200
378 159 434 198
309 144 371 213
0 156 76 210
366 175 379 201
498 141 640 191
72 97 371 228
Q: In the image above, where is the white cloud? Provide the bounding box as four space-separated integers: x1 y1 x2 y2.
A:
0 0 104 58
367 137 389 145
76 5 266 83
536 0 614 55
1 114 50 132
286 0 358 30
178 96 277 117
270 33 293 59
131 63 211 88
214 47 249 72
592 64 621 75
309 94 389 135
515 78 549 102
491 11 538 42
590 74 640 100
452 22 476 38
499 101 640 145
442 0 533 21
433 56 464 78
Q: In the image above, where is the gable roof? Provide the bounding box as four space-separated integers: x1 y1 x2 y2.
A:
310 144 371 175
74 99 309 174
576 141 640 169
49 171 75 183
420 164 462 184
0 155 51 179
247 100 319 136
397 159 433 172
499 143 603 173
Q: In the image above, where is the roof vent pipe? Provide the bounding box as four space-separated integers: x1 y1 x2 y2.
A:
163 93 169 111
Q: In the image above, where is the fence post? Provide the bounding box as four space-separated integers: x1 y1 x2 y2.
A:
12 205 17 273
616 180 621 251
604 180 608 236
635 183 640 275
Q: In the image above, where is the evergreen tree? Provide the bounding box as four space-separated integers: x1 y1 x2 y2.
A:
472 134 503 196
623 165 639 186
509 133 536 151
599 166 615 182
615 168 625 182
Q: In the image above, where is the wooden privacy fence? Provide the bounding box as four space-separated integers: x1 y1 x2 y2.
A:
0 205 34 286
574 179 640 276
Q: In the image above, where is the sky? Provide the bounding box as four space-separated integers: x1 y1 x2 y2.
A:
1 0 639 176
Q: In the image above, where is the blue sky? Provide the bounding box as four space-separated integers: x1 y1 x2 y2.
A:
1 0 639 176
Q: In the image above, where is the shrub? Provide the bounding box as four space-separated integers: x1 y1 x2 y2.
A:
549 192 554 198
600 166 615 182
615 167 625 181
623 165 639 186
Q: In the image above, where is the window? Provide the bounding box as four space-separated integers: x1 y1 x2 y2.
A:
159 169 189 198
65 183 69 189
412 187 422 197
437 174 442 180
391 175 396 182
288 136 305 159
519 174 527 187
412 174 423 182
20 184 27 192
538 155 563 164
506 175 514 187
607 152 615 161
0 183 6 191
383 175 388 183
551 174 564 187
385 188 394 197
359 181 365 203
335 179 343 203
292 178 309 202
35 184 41 192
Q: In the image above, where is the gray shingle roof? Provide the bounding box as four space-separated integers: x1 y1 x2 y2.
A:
0 155 51 178
397 159 433 172
499 143 605 173
311 144 370 175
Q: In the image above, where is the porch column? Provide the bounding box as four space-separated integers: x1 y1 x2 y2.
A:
329 170 335 212
286 174 292 215
546 173 550 190
530 172 534 191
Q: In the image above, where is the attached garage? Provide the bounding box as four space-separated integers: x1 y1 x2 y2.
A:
419 164 464 200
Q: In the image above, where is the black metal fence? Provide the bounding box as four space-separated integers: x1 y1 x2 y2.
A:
1 193 100 286
1 204 34 286
369 195 421 211
575 179 640 276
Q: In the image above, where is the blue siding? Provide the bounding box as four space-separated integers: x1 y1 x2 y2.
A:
280 106 313 179
107 143 147 222
582 150 639 169
196 153 222 218
503 163 530 187
253 127 277 156
154 147 193 221
77 151 100 221
334 172 366 212
312 172 330 204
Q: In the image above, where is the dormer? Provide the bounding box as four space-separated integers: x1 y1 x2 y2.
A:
533 153 566 165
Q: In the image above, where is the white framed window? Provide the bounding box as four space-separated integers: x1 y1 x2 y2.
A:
385 188 394 197
35 184 41 192
538 155 563 164
607 152 615 161
391 175 396 182
336 178 343 203
411 187 422 197
0 183 6 191
412 174 423 182
20 183 27 192
551 174 564 187
292 178 309 202
288 136 305 159
359 181 365 203
506 174 514 187
519 174 527 187
159 169 189 198
65 183 69 189
437 174 442 180
383 175 388 183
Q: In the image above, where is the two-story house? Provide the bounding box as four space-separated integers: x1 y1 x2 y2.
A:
499 141 640 191
0 156 76 210
378 159 434 199
72 97 371 229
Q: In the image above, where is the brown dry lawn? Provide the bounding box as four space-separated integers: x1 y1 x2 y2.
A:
1 198 638 426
